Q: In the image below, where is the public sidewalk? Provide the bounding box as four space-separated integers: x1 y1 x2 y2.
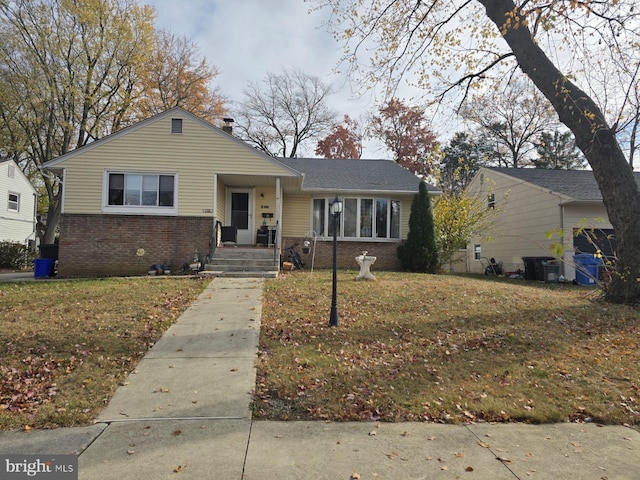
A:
1 277 639 479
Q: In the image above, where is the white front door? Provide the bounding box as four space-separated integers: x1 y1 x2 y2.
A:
227 188 254 245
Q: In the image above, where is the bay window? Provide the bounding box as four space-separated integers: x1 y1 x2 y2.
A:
313 197 401 240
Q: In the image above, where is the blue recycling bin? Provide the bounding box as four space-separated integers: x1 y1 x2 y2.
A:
33 258 54 278
574 254 602 285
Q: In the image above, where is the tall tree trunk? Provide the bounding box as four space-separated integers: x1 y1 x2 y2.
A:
479 0 640 303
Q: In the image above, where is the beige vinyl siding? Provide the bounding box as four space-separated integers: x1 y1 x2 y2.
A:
400 195 413 241
61 114 294 215
282 194 311 237
466 169 567 273
255 187 278 229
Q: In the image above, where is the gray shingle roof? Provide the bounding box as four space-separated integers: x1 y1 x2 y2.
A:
488 167 640 202
279 158 438 194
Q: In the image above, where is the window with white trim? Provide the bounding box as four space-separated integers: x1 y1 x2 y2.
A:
107 173 175 208
313 197 401 239
474 244 481 260
8 192 19 212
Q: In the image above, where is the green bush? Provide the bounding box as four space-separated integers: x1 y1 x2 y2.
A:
0 241 36 270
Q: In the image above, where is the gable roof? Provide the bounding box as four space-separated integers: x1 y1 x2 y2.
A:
279 158 439 194
43 107 300 178
486 167 640 203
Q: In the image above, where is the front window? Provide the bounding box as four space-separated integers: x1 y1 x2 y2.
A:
313 197 401 240
8 192 19 212
474 244 482 260
109 173 174 207
106 172 176 214
360 199 373 237
312 198 325 236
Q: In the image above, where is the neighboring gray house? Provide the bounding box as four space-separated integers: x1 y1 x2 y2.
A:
0 159 37 247
464 167 630 281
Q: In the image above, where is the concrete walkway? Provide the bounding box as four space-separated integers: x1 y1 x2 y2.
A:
1 277 640 479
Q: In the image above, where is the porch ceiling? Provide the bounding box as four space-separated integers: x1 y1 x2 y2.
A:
217 173 302 193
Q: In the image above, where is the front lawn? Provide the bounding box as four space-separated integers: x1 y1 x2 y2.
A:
255 272 640 425
0 277 207 430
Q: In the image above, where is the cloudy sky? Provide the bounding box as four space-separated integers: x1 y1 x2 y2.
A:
144 0 424 157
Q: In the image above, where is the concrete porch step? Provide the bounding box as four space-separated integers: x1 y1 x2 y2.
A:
205 246 280 278
199 270 278 279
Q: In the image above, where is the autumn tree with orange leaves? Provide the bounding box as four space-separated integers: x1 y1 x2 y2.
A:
138 30 226 124
315 115 363 158
370 98 438 177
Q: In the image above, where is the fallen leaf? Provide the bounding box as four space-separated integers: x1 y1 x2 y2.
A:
174 464 186 473
401 431 409 437
369 430 377 436
455 452 464 458
172 430 182 436
351 473 361 480
496 457 512 464
478 442 491 448
127 449 135 455
441 465 449 471
466 466 474 472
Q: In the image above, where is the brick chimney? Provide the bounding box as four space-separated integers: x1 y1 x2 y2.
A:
222 117 234 135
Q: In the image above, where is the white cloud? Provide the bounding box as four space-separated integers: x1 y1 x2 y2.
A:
144 0 429 156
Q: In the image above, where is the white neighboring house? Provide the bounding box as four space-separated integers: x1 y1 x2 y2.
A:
0 159 37 246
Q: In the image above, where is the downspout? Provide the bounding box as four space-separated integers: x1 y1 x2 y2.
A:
213 173 218 229
211 173 218 259
559 203 565 276
276 177 282 263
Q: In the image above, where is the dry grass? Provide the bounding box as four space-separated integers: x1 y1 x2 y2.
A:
255 271 640 425
0 277 207 430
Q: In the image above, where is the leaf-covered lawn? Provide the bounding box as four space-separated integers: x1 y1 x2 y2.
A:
255 272 640 425
0 277 207 430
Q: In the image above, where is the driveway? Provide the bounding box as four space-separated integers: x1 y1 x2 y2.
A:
0 271 35 282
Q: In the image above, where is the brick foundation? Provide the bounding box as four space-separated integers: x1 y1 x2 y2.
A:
58 214 213 277
283 237 402 271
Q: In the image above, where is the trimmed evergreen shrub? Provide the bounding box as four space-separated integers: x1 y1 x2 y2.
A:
397 181 439 273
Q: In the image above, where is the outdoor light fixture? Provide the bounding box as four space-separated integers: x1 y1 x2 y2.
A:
329 196 343 327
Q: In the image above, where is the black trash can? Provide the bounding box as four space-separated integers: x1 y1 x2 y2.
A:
522 256 555 281
39 244 59 261
542 261 560 283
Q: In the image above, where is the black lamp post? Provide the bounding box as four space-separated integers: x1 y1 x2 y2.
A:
329 196 343 327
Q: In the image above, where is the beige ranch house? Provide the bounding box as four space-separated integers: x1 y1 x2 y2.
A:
44 107 438 277
462 166 632 282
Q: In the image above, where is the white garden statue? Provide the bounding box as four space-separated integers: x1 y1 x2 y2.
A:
355 251 377 281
